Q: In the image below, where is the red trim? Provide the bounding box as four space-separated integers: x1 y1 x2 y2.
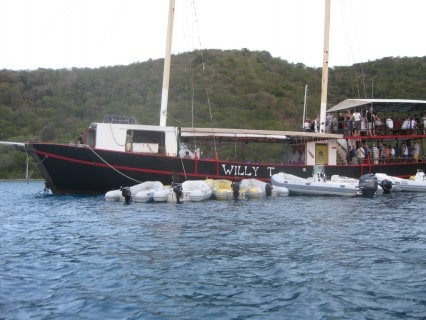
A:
35 150 172 175
35 149 236 180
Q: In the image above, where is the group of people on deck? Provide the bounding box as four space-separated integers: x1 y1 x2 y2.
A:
347 139 421 165
303 107 425 136
303 113 339 133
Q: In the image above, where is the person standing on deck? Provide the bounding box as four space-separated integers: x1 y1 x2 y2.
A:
423 114 426 134
371 143 379 164
410 117 417 130
365 107 377 136
401 142 409 161
356 144 365 164
352 109 362 136
314 114 321 133
363 144 371 164
390 145 395 160
347 146 356 164
413 141 420 162
337 112 344 134
378 142 386 164
345 109 353 136
303 118 312 132
394 117 403 132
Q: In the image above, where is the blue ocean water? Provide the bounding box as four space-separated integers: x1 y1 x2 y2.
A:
0 180 425 320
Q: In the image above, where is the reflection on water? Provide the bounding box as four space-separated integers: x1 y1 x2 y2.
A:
0 181 425 319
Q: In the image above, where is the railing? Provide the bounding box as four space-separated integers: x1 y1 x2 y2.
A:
323 120 425 136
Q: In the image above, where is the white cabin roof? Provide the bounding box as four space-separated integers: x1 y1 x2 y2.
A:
328 99 426 114
180 127 342 142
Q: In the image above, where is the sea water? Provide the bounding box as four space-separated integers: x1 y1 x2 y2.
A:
0 180 425 319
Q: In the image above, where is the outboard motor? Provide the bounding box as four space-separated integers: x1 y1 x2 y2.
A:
120 186 132 203
172 182 183 204
231 180 240 200
358 173 378 198
265 183 273 197
380 179 393 194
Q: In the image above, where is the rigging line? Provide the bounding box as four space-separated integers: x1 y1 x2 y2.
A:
340 0 367 99
191 74 195 128
180 156 188 180
39 0 78 34
339 0 360 97
93 0 130 51
191 0 217 154
32 155 48 165
191 0 205 70
205 91 218 155
191 85 198 149
189 0 217 156
190 0 209 152
87 145 142 184
109 122 126 146
349 0 367 99
339 0 356 66
183 50 198 150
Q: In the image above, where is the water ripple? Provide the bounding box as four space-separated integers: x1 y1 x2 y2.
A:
0 181 425 319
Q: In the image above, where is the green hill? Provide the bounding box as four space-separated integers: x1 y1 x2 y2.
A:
0 50 425 178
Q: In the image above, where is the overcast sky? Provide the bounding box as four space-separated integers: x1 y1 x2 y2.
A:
1 0 425 70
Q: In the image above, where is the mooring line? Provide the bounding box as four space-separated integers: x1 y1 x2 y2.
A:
87 146 142 184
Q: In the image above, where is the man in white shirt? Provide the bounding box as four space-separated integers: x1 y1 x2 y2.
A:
352 110 362 136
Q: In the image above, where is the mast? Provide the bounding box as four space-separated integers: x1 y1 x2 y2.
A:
159 0 175 127
302 84 308 130
319 0 331 133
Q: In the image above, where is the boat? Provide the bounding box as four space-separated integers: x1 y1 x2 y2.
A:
181 180 213 201
271 172 360 197
134 181 165 202
152 188 173 203
375 173 403 192
271 171 378 197
206 178 288 200
151 180 212 203
105 180 164 202
240 178 278 199
273 185 290 197
0 0 425 194
205 179 233 200
104 189 123 202
376 170 426 193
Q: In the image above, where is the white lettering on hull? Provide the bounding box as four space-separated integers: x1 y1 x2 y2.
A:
221 164 275 177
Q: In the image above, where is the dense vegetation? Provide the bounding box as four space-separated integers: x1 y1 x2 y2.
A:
0 50 425 178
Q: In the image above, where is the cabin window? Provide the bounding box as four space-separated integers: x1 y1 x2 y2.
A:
287 144 306 164
125 130 166 154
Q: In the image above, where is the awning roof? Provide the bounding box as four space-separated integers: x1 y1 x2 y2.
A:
327 99 426 114
180 127 342 143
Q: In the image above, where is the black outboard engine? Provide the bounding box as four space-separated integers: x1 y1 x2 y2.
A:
265 183 273 197
380 179 393 194
172 182 183 204
120 186 132 203
231 180 240 200
358 173 378 198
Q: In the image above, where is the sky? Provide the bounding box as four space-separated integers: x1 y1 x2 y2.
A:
1 0 425 70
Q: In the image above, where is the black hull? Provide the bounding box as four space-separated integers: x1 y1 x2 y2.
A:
28 143 426 194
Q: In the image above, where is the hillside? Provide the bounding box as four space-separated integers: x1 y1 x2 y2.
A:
0 50 425 178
